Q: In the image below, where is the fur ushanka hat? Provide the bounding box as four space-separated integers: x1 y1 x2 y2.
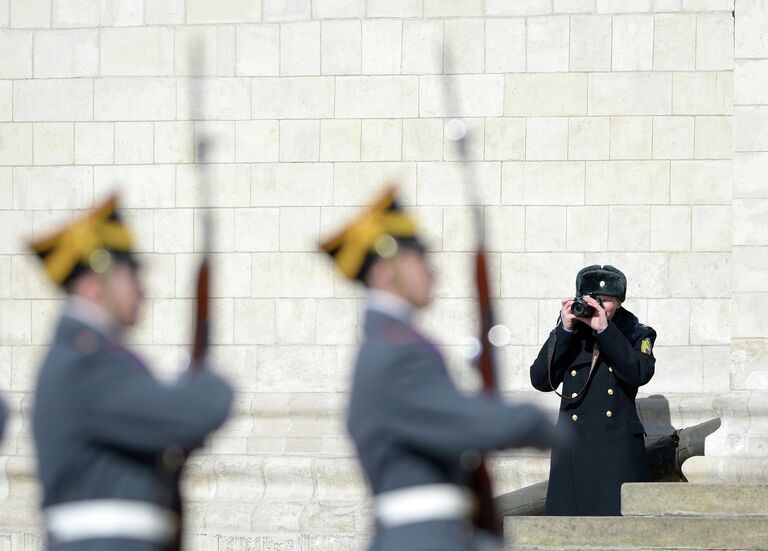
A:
576 264 627 302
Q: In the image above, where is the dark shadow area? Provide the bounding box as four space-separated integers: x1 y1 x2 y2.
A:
637 394 676 437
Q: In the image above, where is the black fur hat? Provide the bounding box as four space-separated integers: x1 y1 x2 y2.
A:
576 265 627 301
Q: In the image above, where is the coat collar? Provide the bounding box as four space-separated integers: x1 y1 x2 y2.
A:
611 306 641 342
365 289 414 325
63 296 121 339
364 308 409 338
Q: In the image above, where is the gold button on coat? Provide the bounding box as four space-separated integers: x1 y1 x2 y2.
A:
571 414 578 422
571 392 578 398
608 366 613 372
606 410 613 417
607 388 614 396
571 370 577 376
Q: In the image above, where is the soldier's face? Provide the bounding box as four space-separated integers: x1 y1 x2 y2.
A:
597 295 622 320
104 263 144 327
393 249 434 308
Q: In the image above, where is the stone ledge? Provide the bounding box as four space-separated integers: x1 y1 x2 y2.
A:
0 530 367 551
0 453 551 532
0 532 42 551
704 391 768 457
0 530 754 551
505 516 768 549
511 548 741 551
682 456 768 484
622 482 768 516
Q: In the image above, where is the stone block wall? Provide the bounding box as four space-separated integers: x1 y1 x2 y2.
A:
0 0 748 547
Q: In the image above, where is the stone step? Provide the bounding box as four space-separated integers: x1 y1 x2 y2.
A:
504 516 768 550
622 483 768 517
512 548 743 551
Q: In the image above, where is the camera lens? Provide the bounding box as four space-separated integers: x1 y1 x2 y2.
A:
571 299 594 318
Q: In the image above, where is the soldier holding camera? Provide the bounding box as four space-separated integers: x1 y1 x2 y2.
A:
530 265 656 516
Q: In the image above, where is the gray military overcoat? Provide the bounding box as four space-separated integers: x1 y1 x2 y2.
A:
33 312 233 550
348 310 560 551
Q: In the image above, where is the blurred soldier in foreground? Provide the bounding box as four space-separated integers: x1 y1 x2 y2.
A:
531 265 656 516
321 188 564 551
30 197 233 550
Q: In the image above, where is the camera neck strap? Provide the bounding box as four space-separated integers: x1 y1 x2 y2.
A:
546 322 600 401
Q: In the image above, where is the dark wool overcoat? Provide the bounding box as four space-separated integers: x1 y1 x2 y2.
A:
530 307 656 516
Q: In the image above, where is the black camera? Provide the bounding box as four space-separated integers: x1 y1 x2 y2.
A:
571 295 603 318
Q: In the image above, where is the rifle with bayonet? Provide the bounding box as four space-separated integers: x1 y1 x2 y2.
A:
442 58 503 539
170 40 213 551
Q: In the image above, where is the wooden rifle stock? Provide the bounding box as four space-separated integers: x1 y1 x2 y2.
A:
172 252 210 551
475 249 497 390
470 248 502 537
190 258 210 372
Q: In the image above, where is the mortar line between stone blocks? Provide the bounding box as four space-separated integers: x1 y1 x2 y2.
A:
651 10 658 71
151 121 157 164
523 16 529 73
278 21 283 78
693 9 700 70
522 203 528 252
692 114 698 160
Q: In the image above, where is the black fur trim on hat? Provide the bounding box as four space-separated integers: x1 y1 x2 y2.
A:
575 264 627 301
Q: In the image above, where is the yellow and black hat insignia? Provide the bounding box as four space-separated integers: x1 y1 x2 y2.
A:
29 195 135 286
320 186 422 281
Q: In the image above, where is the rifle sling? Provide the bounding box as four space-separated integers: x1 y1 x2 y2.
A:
546 326 600 401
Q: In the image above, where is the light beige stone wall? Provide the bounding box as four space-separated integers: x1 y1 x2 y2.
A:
0 0 744 548
682 0 768 483
731 1 768 395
